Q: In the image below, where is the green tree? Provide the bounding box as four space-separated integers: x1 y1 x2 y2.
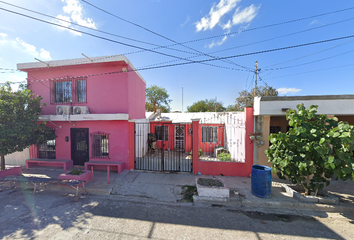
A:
232 86 278 111
187 99 226 112
0 83 56 170
265 104 354 196
145 85 172 113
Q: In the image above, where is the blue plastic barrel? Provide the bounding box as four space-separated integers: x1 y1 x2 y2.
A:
251 165 272 198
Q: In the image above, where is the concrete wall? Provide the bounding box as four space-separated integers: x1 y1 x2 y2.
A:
257 116 270 168
254 96 354 116
4 148 29 167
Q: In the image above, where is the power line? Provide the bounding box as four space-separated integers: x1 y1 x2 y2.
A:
263 48 354 71
264 39 354 69
136 16 354 70
26 34 354 84
122 5 354 53
262 63 354 80
0 6 248 72
81 0 250 70
0 0 201 56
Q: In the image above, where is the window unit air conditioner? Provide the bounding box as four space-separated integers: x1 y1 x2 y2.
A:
73 106 89 115
56 105 72 115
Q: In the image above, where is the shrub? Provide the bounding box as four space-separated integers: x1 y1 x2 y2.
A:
190 148 203 158
218 152 231 162
265 104 354 196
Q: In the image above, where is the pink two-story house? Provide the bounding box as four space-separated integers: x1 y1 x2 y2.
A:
17 55 146 169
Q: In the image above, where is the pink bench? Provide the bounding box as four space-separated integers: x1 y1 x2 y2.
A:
26 159 73 171
84 161 124 184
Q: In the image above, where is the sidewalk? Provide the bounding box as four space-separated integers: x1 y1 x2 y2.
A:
107 170 354 213
3 167 354 213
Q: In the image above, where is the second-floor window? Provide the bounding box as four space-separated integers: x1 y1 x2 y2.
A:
55 81 72 103
51 77 87 104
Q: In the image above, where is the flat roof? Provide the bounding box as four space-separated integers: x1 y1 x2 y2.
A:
260 95 354 101
17 54 146 84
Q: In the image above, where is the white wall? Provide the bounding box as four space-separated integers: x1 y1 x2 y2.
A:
254 96 354 116
4 148 29 167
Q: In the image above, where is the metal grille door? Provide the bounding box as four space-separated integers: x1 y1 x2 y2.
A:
135 122 192 172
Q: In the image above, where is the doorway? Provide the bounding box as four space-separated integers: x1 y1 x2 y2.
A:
71 128 89 165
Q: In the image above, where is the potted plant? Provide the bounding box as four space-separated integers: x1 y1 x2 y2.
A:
59 168 92 183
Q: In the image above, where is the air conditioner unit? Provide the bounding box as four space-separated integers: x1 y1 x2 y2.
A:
56 105 72 115
73 106 89 115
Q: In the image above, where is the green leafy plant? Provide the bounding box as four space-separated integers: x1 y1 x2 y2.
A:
180 185 197 202
265 104 354 196
69 169 82 175
0 82 57 170
190 148 203 158
218 152 231 162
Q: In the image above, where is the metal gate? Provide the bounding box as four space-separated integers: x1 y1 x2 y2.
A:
134 122 192 172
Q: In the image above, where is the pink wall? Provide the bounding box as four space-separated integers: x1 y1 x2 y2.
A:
31 120 130 169
24 61 145 119
127 65 146 119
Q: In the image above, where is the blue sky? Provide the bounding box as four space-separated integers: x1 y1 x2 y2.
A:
0 0 354 112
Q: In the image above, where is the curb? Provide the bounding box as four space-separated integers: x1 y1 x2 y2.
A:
192 197 354 213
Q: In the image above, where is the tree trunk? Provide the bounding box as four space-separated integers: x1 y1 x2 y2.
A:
1 155 5 171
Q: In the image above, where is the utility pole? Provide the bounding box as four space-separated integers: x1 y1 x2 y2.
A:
215 97 217 112
254 61 258 97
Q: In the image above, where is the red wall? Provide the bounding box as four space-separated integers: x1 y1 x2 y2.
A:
149 122 223 153
199 124 225 154
193 108 254 177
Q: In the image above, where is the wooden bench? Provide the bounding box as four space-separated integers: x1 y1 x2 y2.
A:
0 175 85 201
26 159 73 171
84 161 124 184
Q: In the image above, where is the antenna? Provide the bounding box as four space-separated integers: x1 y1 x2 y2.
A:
182 87 183 113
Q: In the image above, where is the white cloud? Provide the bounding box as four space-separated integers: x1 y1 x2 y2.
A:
277 87 302 95
208 35 228 48
15 38 52 60
196 0 260 47
0 33 7 38
310 19 319 25
181 16 190 27
55 0 97 36
223 4 260 30
196 0 240 32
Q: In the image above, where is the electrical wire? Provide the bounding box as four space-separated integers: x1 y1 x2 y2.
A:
262 63 354 80
81 0 250 70
264 39 354 69
133 17 354 70
0 0 201 56
263 48 354 71
0 6 248 72
25 34 354 85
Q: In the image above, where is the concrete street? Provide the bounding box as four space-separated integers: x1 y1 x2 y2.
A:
1 183 354 239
